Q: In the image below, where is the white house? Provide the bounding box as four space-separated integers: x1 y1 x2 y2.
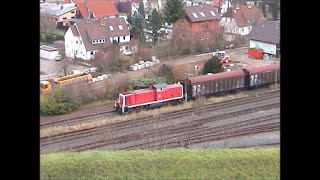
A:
64 17 131 60
248 21 280 57
219 2 264 41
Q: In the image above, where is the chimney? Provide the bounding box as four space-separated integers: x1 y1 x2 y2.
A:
236 3 240 9
247 2 252 8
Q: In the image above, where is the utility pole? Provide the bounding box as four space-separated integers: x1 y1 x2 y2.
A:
275 67 278 85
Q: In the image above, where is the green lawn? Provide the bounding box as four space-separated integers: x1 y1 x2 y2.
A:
41 148 279 180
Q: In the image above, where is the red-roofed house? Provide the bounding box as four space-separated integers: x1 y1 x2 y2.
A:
183 4 221 42
64 17 131 60
219 2 264 41
72 0 119 19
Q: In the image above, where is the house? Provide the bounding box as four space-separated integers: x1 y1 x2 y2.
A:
40 2 77 27
64 17 131 60
183 4 221 41
248 20 280 57
210 0 231 14
219 2 264 41
73 0 120 19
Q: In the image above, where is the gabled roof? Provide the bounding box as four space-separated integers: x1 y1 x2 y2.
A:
248 21 280 44
211 0 224 7
184 4 221 22
70 25 79 36
74 0 119 19
223 4 264 27
71 17 130 51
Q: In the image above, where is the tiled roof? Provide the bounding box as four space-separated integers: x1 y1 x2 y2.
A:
74 0 119 19
88 1 119 18
223 4 264 27
248 21 280 44
211 0 224 7
70 25 80 36
184 4 221 22
72 17 130 51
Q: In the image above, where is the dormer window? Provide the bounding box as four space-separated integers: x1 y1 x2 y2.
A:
109 26 114 31
192 13 198 18
210 11 216 16
118 25 123 30
199 12 205 17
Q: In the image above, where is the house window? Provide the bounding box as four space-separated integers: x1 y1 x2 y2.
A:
210 11 216 16
199 12 205 17
80 40 82 44
91 51 94 55
118 25 123 30
71 17 75 19
63 17 67 20
71 11 75 13
202 23 208 29
76 41 78 44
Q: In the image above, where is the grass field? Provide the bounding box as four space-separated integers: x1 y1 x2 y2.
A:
41 148 279 180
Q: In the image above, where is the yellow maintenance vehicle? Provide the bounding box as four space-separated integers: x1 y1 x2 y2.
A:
40 80 52 93
40 72 92 94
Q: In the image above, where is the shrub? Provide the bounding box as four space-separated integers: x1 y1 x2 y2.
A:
40 87 79 116
131 76 166 89
179 47 191 55
152 42 178 59
195 43 205 54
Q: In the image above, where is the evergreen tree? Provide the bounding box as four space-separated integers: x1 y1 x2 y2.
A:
163 0 185 24
138 2 145 20
148 8 164 43
202 56 223 75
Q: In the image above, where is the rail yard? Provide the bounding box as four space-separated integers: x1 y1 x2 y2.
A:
41 87 279 154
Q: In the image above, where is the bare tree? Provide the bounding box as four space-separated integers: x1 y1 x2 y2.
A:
40 16 56 35
91 43 120 73
56 52 72 76
172 19 195 50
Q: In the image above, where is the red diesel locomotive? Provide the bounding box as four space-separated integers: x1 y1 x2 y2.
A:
114 82 184 113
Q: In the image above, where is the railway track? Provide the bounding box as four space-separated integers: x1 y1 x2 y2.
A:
40 109 117 128
40 90 279 147
127 116 279 150
40 90 279 129
49 103 279 152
